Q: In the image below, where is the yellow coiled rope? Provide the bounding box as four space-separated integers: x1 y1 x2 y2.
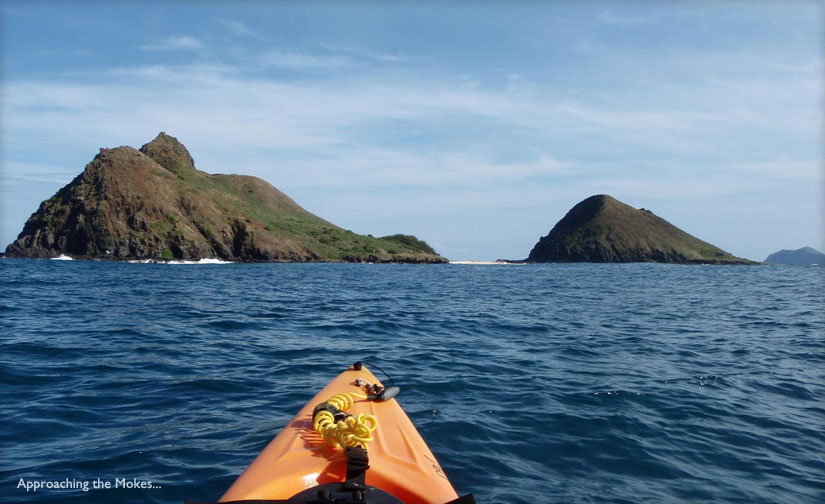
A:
313 392 378 449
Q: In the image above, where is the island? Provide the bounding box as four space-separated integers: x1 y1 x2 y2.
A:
526 194 754 264
764 247 824 266
4 133 446 263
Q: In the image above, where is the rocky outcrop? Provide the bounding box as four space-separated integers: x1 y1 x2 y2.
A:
5 133 446 263
527 195 754 264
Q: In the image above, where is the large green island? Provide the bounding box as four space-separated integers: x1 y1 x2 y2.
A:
4 133 446 263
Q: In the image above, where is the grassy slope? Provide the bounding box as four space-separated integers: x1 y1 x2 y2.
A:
175 168 440 261
141 131 442 261
592 196 743 262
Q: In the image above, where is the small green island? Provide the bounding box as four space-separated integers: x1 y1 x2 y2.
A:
525 194 754 264
4 133 446 263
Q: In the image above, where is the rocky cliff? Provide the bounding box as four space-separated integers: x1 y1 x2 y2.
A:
527 195 753 264
5 133 446 263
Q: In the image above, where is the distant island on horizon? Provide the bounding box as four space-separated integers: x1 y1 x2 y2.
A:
764 247 824 266
4 133 446 263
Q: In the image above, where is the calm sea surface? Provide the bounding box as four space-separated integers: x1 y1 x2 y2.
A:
1 260 823 503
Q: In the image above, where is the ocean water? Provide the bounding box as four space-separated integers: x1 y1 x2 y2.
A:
1 260 823 503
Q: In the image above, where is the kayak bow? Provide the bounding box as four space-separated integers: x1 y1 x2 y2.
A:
215 362 472 504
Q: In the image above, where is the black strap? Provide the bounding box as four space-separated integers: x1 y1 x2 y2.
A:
344 445 370 489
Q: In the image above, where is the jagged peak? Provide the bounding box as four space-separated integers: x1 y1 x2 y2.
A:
139 132 195 174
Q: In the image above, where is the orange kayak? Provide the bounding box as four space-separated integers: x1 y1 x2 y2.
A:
215 363 474 504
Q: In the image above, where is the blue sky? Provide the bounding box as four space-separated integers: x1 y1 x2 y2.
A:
1 1 823 261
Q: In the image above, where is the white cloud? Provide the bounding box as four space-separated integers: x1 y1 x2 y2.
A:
140 36 204 51
108 63 238 83
597 10 654 25
318 43 405 63
0 162 77 186
20 53 814 159
2 57 822 212
725 159 825 181
261 48 350 69
255 150 570 190
216 18 262 39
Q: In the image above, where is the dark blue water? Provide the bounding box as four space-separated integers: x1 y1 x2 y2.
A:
1 260 823 503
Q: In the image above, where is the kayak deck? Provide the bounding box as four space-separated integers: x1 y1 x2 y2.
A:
219 364 459 504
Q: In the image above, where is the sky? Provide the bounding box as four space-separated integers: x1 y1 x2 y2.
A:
1 1 823 261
